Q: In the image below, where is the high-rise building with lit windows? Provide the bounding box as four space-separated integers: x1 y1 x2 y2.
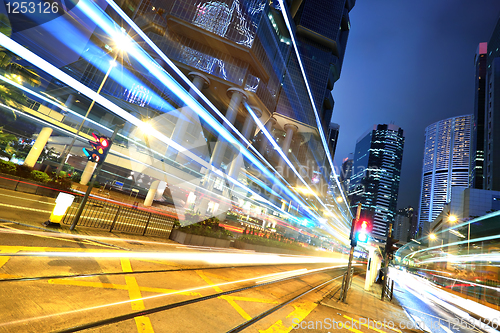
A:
485 16 500 191
418 115 472 232
470 42 487 189
348 124 405 238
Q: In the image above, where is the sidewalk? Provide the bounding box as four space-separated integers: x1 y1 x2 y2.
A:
313 274 420 333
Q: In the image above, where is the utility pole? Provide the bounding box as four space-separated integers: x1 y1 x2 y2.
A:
341 202 361 302
381 223 393 300
70 125 121 231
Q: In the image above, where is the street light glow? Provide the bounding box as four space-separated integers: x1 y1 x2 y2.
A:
448 215 457 223
429 233 436 240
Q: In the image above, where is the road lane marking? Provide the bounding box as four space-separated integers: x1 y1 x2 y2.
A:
196 270 253 321
259 301 318 333
0 202 52 213
0 247 21 270
0 192 55 205
121 258 155 333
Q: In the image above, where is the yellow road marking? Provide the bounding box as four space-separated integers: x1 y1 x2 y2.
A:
121 258 154 333
196 270 253 320
0 248 21 270
259 301 317 333
337 321 364 333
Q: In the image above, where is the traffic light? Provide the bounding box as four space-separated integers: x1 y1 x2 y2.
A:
83 133 112 165
385 236 399 260
349 219 371 247
355 220 370 243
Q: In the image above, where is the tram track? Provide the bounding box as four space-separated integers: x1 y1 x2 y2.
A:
52 265 350 333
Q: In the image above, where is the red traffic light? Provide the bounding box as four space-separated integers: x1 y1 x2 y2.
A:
83 133 112 165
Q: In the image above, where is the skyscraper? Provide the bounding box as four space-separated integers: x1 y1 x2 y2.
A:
470 42 487 189
327 123 340 159
349 124 405 238
292 0 354 133
394 206 418 242
418 115 472 231
485 16 500 191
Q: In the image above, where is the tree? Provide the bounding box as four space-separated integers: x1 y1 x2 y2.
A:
0 14 41 119
0 127 16 157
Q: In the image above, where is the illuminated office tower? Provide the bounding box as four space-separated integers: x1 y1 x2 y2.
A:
469 42 487 189
418 115 472 232
485 17 500 191
348 124 405 238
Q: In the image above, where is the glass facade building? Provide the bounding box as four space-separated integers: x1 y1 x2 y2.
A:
485 17 500 191
348 124 405 238
418 115 472 232
470 42 487 190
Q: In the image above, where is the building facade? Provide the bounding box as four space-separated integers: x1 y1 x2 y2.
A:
485 17 500 191
470 42 487 189
348 124 405 238
0 0 355 241
418 115 472 232
394 206 418 242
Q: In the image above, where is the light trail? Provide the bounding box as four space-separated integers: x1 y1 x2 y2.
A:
102 0 351 228
276 0 351 215
5 249 349 265
0 264 347 329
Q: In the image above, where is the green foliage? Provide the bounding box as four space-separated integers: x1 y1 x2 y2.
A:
0 159 16 175
15 164 32 178
48 175 72 190
30 170 50 183
238 234 305 251
179 217 232 240
71 172 81 183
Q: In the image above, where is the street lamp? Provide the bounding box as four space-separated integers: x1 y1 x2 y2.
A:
55 32 132 176
429 233 436 240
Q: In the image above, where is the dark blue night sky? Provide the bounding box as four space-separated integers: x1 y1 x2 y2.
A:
332 0 500 209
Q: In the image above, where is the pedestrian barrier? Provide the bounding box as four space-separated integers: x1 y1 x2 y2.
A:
61 196 177 238
382 276 394 301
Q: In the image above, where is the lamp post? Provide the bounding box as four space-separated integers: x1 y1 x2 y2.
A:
55 34 130 176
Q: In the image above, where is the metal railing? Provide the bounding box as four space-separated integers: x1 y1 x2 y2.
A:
61 196 177 238
382 276 394 301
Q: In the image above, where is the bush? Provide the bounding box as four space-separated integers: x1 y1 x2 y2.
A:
16 164 33 178
0 160 16 175
179 220 233 240
71 173 81 183
30 170 50 183
238 234 305 251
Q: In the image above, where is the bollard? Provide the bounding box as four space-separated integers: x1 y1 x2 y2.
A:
43 192 75 228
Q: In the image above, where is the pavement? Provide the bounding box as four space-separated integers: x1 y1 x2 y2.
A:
283 274 421 333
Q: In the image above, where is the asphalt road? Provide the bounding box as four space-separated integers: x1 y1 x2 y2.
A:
391 270 498 333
